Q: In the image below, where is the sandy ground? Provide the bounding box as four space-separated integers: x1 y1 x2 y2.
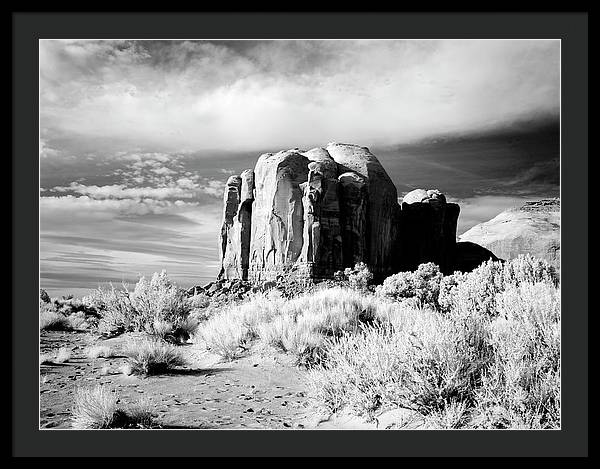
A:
40 330 424 430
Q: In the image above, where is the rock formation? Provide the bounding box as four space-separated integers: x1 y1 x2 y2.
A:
459 198 560 266
217 143 510 282
218 171 254 280
396 189 460 273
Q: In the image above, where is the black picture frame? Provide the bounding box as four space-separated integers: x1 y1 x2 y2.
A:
13 11 588 458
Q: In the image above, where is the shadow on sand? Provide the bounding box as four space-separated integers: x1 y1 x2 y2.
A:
158 367 234 377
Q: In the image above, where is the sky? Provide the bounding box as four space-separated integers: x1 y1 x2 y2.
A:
39 39 560 297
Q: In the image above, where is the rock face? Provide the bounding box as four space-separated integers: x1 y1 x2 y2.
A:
217 143 492 282
396 189 460 273
248 150 309 281
452 241 499 273
326 143 399 278
218 172 255 280
459 198 560 266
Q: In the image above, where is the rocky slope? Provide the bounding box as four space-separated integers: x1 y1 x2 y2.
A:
459 198 560 265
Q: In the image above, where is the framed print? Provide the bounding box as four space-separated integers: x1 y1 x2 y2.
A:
12 11 588 458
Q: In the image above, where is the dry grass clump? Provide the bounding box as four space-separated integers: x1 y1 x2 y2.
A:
39 353 54 365
71 385 118 429
124 339 186 375
197 291 286 360
259 288 384 365
54 347 72 364
40 293 100 331
85 345 115 360
39 311 72 331
71 385 156 429
196 287 392 365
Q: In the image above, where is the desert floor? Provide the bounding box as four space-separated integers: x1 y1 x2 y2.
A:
40 330 422 430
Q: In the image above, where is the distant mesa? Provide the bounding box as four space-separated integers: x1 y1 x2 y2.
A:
216 143 558 282
460 198 560 266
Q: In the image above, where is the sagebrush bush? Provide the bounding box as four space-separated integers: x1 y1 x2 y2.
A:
85 284 136 334
86 271 194 337
439 255 559 317
130 271 189 329
376 262 444 307
124 339 186 375
308 304 493 418
472 282 561 429
334 262 374 290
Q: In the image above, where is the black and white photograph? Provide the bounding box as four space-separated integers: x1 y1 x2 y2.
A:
37 38 562 431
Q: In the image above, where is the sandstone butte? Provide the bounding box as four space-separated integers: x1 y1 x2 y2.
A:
218 142 500 283
460 198 560 268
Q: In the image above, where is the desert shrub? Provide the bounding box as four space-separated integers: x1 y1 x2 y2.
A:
471 282 561 429
39 311 72 331
502 255 559 286
188 292 210 310
308 302 494 418
40 297 97 331
39 295 101 333
149 318 173 340
376 262 444 307
130 271 189 330
437 272 467 314
85 284 136 334
334 262 373 290
124 339 186 375
86 271 193 336
308 274 561 429
71 385 156 429
40 289 51 303
438 255 559 317
66 311 89 330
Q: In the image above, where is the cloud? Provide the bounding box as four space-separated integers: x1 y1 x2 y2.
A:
50 182 220 202
40 193 223 295
40 39 560 153
43 149 226 205
41 194 203 216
